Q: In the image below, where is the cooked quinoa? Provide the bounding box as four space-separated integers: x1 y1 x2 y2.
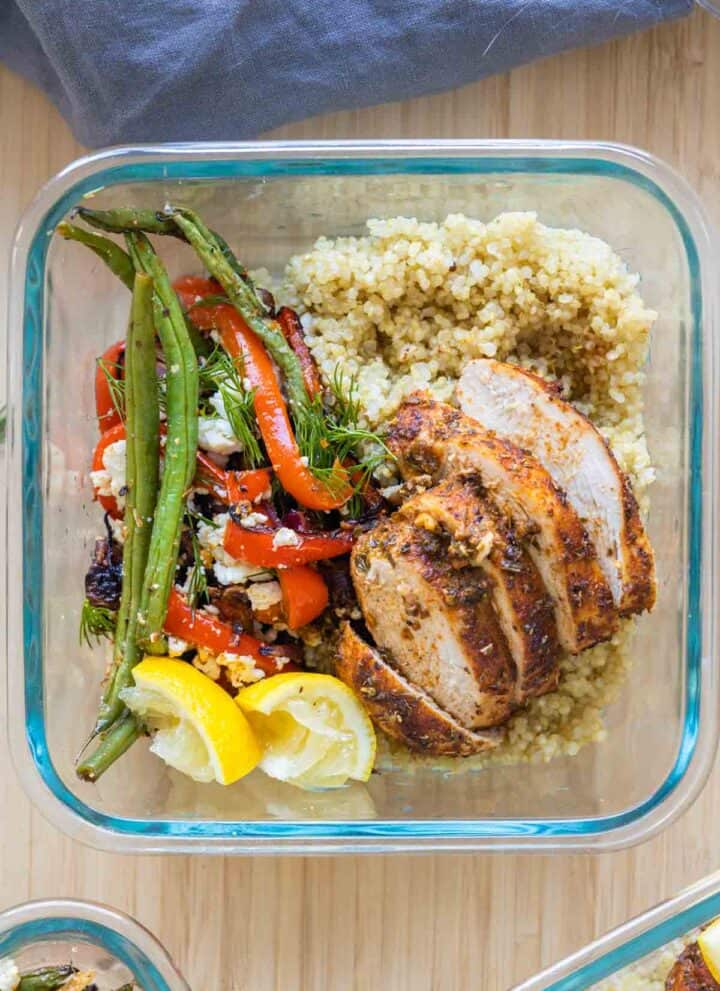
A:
282 211 657 771
590 934 694 991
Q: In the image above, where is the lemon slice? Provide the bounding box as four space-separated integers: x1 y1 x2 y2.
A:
236 672 376 790
122 656 261 785
699 918 720 983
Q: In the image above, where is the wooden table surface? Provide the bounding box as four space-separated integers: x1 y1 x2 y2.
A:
1 10 719 990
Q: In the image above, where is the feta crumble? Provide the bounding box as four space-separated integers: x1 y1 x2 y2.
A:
197 513 270 585
197 392 245 456
246 580 283 614
168 636 189 657
89 438 127 509
272 527 301 548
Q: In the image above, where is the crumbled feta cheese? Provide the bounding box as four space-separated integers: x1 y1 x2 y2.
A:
0 956 19 991
272 527 301 548
213 561 266 586
89 438 127 509
197 392 244 456
246 580 282 614
168 636 189 657
193 648 265 687
239 511 269 529
197 513 269 584
109 516 127 544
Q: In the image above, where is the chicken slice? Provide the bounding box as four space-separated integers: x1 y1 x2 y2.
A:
458 358 656 616
400 478 560 702
336 623 499 756
351 515 517 729
665 942 719 991
387 394 617 653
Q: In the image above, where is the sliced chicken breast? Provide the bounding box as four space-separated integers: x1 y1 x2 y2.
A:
665 942 719 991
351 514 517 730
387 394 617 653
336 623 499 756
458 358 656 616
400 479 560 701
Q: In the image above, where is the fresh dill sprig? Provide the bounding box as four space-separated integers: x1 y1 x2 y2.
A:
184 510 210 613
97 357 126 423
198 346 263 467
0 404 6 444
294 367 393 501
79 598 116 648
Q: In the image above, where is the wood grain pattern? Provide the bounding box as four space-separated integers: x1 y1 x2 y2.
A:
1 10 719 990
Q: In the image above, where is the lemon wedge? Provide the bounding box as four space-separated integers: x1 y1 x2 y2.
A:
699 918 720 983
122 656 261 785
236 672 376 790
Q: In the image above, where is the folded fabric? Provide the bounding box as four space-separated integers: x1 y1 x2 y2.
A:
0 0 693 147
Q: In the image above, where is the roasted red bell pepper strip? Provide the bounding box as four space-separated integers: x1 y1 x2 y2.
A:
276 306 322 399
224 520 353 567
194 455 271 506
95 340 125 432
91 422 127 517
189 302 352 511
278 566 329 629
173 275 223 310
164 589 293 675
226 468 272 504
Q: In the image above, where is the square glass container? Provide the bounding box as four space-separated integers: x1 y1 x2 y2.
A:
5 139 719 853
0 899 188 991
511 870 720 991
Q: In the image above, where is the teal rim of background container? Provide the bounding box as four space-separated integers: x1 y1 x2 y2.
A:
0 915 173 991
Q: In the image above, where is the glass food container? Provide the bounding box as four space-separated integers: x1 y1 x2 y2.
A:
0 899 188 991
511 870 720 991
5 139 718 854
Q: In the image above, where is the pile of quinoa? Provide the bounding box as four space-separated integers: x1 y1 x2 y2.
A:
589 934 694 991
282 211 657 771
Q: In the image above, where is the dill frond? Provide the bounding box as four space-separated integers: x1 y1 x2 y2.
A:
294 367 394 504
97 357 126 423
79 599 116 648
184 512 210 613
198 346 263 468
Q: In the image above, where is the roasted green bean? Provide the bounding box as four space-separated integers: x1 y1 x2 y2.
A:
126 233 199 653
75 206 182 238
17 965 78 990
170 208 309 413
56 222 135 290
96 272 160 732
76 711 142 782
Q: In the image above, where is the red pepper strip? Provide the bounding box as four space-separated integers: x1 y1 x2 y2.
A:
193 455 271 507
224 520 353 567
190 303 352 511
95 340 125 432
276 306 322 399
173 275 223 311
278 566 329 629
164 589 294 676
226 468 272 504
91 422 127 517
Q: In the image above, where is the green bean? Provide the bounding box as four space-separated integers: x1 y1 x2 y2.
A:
94 272 160 733
126 233 199 653
170 208 309 413
76 712 141 782
75 206 182 238
17 966 78 990
210 227 258 294
56 222 135 290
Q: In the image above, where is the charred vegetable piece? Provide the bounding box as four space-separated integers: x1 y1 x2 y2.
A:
84 537 123 610
276 306 322 399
